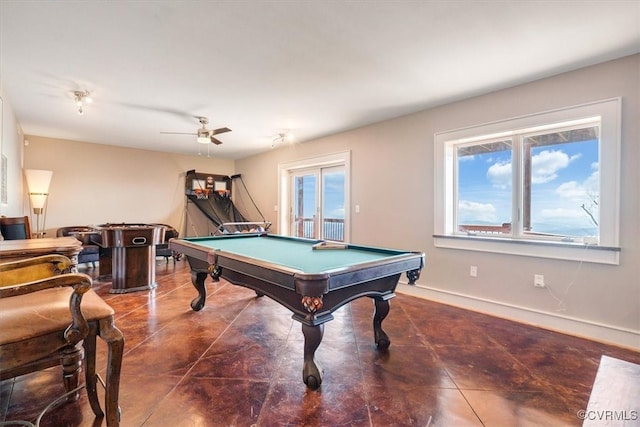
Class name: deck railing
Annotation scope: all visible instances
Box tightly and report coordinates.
[294,217,345,241]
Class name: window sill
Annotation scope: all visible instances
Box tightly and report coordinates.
[433,234,620,265]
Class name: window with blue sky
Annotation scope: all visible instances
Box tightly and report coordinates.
[457,126,599,240]
[434,98,620,264]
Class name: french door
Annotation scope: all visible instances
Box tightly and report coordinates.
[289,164,346,241]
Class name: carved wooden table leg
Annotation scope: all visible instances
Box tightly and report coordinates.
[190,271,209,312]
[373,297,391,349]
[301,323,324,390]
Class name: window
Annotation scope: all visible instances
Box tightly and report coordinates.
[434,98,621,264]
[278,152,351,242]
[289,164,346,241]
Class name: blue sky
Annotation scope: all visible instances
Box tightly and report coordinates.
[322,172,345,218]
[295,172,345,219]
[458,139,599,237]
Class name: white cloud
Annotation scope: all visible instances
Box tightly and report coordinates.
[487,161,511,189]
[555,168,599,201]
[458,200,497,223]
[555,181,587,199]
[585,165,599,191]
[531,150,578,184]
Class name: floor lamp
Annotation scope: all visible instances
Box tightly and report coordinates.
[24,169,53,238]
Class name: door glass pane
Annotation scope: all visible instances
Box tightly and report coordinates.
[524,126,599,240]
[292,173,317,238]
[322,167,345,241]
[456,140,513,235]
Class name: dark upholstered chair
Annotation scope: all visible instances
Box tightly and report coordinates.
[152,223,182,262]
[56,226,101,267]
[0,216,32,240]
[0,255,124,426]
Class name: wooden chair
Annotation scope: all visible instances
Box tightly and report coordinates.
[152,223,182,262]
[0,215,32,240]
[0,255,124,426]
[56,226,101,267]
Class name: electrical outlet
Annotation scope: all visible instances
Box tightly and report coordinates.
[534,274,545,288]
[470,266,478,277]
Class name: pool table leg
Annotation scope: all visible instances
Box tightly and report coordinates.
[301,323,324,390]
[190,271,208,311]
[373,297,391,349]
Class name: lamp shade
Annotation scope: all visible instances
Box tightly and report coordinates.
[24,169,53,209]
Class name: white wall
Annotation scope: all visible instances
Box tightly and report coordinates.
[22,136,235,237]
[236,54,640,349]
[0,87,26,217]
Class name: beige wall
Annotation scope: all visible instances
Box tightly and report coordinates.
[22,136,235,237]
[236,54,640,349]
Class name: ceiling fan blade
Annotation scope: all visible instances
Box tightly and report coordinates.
[210,127,231,136]
[160,131,197,136]
[161,119,229,145]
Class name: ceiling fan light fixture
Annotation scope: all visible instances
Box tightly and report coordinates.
[73,90,92,115]
[196,129,210,144]
[272,130,294,148]
[284,132,294,143]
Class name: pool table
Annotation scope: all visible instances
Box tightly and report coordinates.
[169,233,424,389]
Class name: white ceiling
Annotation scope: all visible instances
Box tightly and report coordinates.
[1,1,638,160]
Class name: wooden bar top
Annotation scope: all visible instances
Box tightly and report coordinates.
[0,237,82,262]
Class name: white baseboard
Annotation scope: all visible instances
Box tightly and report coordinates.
[397,282,640,351]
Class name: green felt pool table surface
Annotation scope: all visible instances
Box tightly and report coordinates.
[179,234,413,274]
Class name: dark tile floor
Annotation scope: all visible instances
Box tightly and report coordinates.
[2,259,639,426]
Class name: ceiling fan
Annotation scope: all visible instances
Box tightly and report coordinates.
[161,117,231,145]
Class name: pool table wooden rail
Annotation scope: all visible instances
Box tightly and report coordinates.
[171,237,423,320]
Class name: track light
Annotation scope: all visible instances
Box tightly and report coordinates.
[73,90,92,115]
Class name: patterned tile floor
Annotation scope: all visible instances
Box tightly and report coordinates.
[2,259,639,426]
